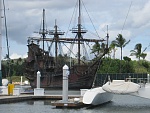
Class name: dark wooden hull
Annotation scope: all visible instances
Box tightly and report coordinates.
[26,64,99,89]
[24,43,102,89]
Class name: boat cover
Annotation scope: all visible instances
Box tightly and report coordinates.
[102,80,140,94]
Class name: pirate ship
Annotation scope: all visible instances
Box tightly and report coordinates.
[24,0,108,89]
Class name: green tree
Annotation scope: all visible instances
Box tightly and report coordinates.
[130,43,147,60]
[123,56,131,73]
[81,56,86,61]
[91,42,101,56]
[112,34,130,60]
[91,42,106,57]
[142,61,149,71]
[141,53,147,60]
[123,56,131,62]
[109,42,117,59]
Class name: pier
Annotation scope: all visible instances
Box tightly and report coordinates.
[0,89,86,108]
[0,94,81,104]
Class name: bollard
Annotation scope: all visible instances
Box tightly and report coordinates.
[21,76,23,85]
[147,74,150,83]
[62,64,69,103]
[34,71,44,96]
[37,71,41,88]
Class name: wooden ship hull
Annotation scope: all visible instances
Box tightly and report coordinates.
[24,43,102,89]
[25,65,98,89]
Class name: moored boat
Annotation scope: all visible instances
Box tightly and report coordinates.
[83,87,113,105]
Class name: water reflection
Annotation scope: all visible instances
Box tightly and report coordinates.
[1,95,150,113]
[26,100,51,105]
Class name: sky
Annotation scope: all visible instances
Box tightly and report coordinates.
[1,0,150,61]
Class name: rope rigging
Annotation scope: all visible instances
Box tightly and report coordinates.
[81,0,101,40]
[98,1,133,86]
[63,0,106,62]
[65,0,78,38]
[3,0,12,82]
[3,0,9,59]
[121,1,132,34]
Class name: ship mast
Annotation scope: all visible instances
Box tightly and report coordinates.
[28,1,105,66]
[78,0,81,65]
[42,9,45,51]
[54,20,58,64]
[72,0,87,65]
[106,25,109,49]
[39,9,47,53]
[49,20,64,65]
[0,0,2,86]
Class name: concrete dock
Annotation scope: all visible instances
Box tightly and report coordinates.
[0,90,86,108]
[0,94,80,104]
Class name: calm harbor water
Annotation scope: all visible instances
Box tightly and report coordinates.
[1,94,150,113]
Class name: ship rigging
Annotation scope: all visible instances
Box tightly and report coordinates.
[25,0,108,89]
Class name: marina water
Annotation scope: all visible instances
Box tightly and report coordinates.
[1,94,150,113]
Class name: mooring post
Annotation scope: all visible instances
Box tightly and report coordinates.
[147,74,150,84]
[62,64,69,103]
[37,71,41,88]
[21,76,22,85]
[34,71,44,96]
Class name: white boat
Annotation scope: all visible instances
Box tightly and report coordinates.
[82,87,113,105]
[102,79,150,100]
[102,80,140,94]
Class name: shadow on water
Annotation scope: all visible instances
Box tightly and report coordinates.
[85,94,150,113]
[85,101,113,109]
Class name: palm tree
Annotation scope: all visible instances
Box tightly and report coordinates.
[109,42,117,59]
[112,34,130,60]
[91,42,101,56]
[81,56,86,61]
[91,42,105,55]
[141,53,147,60]
[130,43,147,60]
[123,56,131,73]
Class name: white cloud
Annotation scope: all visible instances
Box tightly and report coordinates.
[1,0,150,61]
[131,1,150,28]
[10,53,27,59]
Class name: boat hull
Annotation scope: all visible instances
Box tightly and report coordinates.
[83,87,113,105]
[25,41,102,89]
[26,65,98,89]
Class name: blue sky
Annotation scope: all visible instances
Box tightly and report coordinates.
[1,0,150,61]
